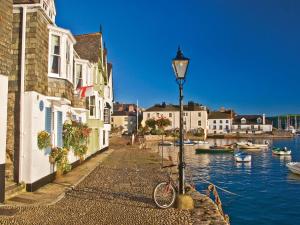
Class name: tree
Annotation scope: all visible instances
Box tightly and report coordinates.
[145,118,156,130]
[156,117,171,131]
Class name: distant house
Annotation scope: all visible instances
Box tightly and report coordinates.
[208,111,234,134]
[111,103,139,134]
[143,102,208,137]
[231,114,272,134]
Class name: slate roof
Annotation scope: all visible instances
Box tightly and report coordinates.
[74,32,102,63]
[208,112,232,120]
[112,111,136,117]
[233,115,272,125]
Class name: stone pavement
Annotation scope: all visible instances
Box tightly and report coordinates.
[0,137,227,225]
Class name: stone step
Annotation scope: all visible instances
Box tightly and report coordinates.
[5,181,25,199]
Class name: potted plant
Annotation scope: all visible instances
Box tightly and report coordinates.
[37,130,51,150]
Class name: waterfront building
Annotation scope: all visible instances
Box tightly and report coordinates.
[143,102,208,137]
[74,32,114,152]
[208,110,234,134]
[111,103,139,134]
[1,0,113,202]
[0,0,13,203]
[231,114,272,134]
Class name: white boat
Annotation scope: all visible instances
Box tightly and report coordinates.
[234,152,252,163]
[237,141,268,149]
[175,140,195,146]
[193,140,209,145]
[286,162,300,175]
[272,147,291,155]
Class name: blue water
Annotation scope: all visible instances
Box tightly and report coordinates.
[159,137,300,224]
[186,138,300,225]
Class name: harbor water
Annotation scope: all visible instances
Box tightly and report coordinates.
[159,137,300,225]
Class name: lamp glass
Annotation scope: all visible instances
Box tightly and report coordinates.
[172,59,189,79]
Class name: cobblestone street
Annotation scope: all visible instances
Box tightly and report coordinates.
[0,138,193,225]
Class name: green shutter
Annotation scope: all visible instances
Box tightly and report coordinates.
[45,107,52,133]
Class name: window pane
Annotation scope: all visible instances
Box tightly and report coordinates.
[51,35,60,55]
[51,55,59,74]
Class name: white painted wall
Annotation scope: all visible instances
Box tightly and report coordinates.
[231,124,273,133]
[143,110,208,135]
[208,119,232,134]
[0,75,8,164]
[22,91,88,184]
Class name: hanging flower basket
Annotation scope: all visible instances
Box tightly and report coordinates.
[37,131,51,150]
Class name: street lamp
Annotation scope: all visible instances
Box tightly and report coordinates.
[172,47,189,195]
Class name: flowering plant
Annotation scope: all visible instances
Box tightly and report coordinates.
[37,131,51,150]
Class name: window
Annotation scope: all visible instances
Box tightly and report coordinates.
[50,35,60,74]
[213,125,216,129]
[169,113,172,117]
[184,121,186,125]
[198,120,201,126]
[147,113,150,118]
[220,120,223,124]
[89,96,96,117]
[241,118,246,124]
[257,118,262,124]
[238,125,241,129]
[111,117,114,123]
[66,41,71,80]
[219,125,223,130]
[213,120,216,124]
[226,125,229,130]
[226,120,229,123]
[75,64,83,89]
[124,117,128,122]
[156,113,159,117]
[104,108,110,124]
[198,112,201,117]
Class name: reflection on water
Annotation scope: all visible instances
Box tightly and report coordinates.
[157,137,300,225]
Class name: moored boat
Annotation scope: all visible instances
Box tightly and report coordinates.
[272,147,291,155]
[234,152,252,163]
[158,141,173,146]
[175,140,195,146]
[193,140,209,145]
[195,148,234,154]
[286,162,300,175]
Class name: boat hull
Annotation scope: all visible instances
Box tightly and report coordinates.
[286,162,300,175]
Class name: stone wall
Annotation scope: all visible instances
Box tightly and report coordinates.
[7,9,50,181]
[0,0,13,76]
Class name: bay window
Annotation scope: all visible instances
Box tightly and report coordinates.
[50,35,60,74]
[75,64,83,89]
[89,96,96,117]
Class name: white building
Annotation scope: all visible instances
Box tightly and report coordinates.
[231,114,273,134]
[208,111,233,134]
[143,102,208,137]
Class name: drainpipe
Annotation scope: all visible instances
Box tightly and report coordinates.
[18,6,27,183]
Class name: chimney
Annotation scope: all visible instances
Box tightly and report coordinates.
[263,114,266,125]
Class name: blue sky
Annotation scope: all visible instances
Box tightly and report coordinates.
[56,0,300,115]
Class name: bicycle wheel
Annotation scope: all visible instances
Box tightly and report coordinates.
[153,182,176,209]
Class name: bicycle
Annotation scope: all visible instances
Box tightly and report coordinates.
[152,164,179,209]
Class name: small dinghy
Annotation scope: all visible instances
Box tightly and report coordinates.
[193,140,209,145]
[158,141,173,146]
[175,140,195,146]
[234,152,251,163]
[272,147,291,155]
[286,162,300,175]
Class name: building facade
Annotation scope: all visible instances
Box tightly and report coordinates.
[231,115,272,134]
[1,0,114,202]
[111,103,139,134]
[143,102,208,137]
[208,111,233,134]
[0,0,13,203]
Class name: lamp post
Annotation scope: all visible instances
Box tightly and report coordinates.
[172,47,189,195]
